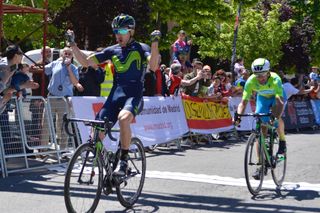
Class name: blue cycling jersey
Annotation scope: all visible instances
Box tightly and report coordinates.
[92,41,151,91]
[91,40,151,124]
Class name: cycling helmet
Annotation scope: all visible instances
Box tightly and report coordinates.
[251,58,270,73]
[111,14,135,29]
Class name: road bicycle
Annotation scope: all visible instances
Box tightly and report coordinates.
[238,113,287,196]
[63,114,146,212]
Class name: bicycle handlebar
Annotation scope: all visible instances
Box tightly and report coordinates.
[237,112,272,117]
[62,113,117,141]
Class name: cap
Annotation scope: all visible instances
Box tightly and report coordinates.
[170,62,181,75]
[4,45,23,58]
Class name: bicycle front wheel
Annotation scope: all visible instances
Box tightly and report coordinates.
[64,142,103,213]
[244,133,264,196]
[271,137,287,187]
[116,137,146,208]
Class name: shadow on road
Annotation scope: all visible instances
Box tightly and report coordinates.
[1,172,319,213]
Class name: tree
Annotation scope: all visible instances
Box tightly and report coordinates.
[2,0,73,49]
[53,0,151,50]
[236,3,294,69]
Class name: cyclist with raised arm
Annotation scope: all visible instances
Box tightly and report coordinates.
[235,58,285,179]
[69,14,160,176]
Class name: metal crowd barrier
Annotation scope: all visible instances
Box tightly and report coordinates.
[0,96,78,178]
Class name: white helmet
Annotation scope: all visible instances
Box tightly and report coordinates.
[251,58,270,73]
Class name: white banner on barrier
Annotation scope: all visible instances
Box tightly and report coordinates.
[69,96,189,148]
[228,96,255,131]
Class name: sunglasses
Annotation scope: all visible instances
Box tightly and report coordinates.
[113,28,129,35]
[255,72,268,78]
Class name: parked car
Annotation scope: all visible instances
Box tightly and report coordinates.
[22,48,94,67]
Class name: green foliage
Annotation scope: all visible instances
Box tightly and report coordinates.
[237,4,294,68]
[3,0,72,50]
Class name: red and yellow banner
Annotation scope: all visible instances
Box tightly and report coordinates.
[182,94,233,131]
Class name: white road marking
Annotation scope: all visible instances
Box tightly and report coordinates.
[146,171,320,192]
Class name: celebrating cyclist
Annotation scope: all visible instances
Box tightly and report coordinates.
[235,58,285,178]
[69,14,160,176]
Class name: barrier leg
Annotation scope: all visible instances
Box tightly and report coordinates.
[0,127,8,178]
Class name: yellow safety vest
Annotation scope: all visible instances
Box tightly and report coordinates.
[100,63,114,97]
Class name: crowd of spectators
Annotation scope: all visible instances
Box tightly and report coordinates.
[0,29,319,152]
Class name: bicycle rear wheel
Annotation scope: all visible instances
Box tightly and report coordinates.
[271,137,287,187]
[64,143,103,213]
[116,137,146,208]
[244,133,264,196]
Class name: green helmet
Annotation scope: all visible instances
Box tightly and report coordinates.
[251,58,270,73]
[111,14,135,29]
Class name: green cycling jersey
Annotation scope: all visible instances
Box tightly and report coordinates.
[242,72,283,100]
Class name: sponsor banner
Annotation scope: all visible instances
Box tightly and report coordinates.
[68,97,120,150]
[228,96,255,131]
[282,100,315,129]
[131,96,189,145]
[310,99,320,125]
[181,94,233,134]
[69,96,189,148]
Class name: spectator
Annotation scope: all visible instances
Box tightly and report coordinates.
[176,50,193,75]
[234,68,250,88]
[0,45,22,94]
[214,69,231,97]
[168,62,184,95]
[45,47,83,149]
[0,45,23,155]
[198,65,213,97]
[28,46,52,155]
[181,60,210,96]
[171,30,192,61]
[225,72,233,91]
[309,80,320,99]
[72,47,106,96]
[155,64,170,96]
[144,54,161,97]
[75,66,105,96]
[309,66,319,83]
[234,58,245,80]
[206,76,223,100]
[30,46,52,97]
[168,61,204,96]
[10,63,39,98]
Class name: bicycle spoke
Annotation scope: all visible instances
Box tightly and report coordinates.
[64,143,103,213]
[116,138,146,208]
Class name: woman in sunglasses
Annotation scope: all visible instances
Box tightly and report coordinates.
[235,58,286,168]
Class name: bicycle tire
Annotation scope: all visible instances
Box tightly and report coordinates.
[271,136,287,187]
[244,133,264,196]
[64,143,103,213]
[116,137,146,208]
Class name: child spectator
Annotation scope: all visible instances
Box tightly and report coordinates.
[309,66,319,83]
[206,76,222,100]
[172,30,192,61]
[11,63,39,98]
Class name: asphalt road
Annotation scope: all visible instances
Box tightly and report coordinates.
[0,130,319,213]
